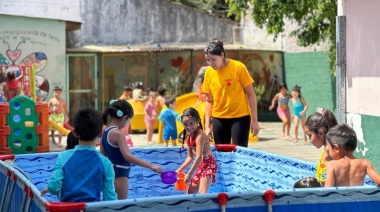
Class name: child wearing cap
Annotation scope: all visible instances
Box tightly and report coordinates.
[48,85,69,147]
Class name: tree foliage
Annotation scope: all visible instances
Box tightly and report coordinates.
[226,0,337,72]
[171,0,237,20]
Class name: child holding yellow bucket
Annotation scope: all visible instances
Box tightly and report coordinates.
[176,107,218,194]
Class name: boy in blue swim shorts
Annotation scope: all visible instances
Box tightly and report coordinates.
[158,97,182,146]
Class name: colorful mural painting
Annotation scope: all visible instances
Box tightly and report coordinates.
[0,38,49,101]
[100,49,282,111]
[0,15,66,103]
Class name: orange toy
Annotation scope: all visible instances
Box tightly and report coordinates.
[175,172,188,191]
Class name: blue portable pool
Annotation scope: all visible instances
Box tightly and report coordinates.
[0,146,378,211]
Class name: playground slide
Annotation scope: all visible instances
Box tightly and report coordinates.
[49,120,70,136]
[157,92,258,144]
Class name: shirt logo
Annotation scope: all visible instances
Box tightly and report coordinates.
[225,79,232,87]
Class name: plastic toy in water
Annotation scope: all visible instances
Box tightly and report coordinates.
[160,171,178,184]
[175,172,188,191]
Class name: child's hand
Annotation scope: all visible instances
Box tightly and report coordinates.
[184,173,191,184]
[151,165,163,174]
[269,105,274,110]
[300,111,305,116]
[41,188,48,196]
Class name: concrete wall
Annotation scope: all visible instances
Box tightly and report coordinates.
[344,0,380,169]
[67,0,235,47]
[346,0,380,116]
[0,0,81,23]
[241,10,329,52]
[284,52,335,115]
[0,15,66,101]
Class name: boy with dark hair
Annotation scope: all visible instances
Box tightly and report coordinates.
[324,124,380,187]
[41,108,117,202]
[158,97,181,147]
[119,86,133,100]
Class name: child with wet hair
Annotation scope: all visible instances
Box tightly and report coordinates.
[305,108,338,186]
[324,124,380,187]
[101,99,163,199]
[294,177,321,188]
[176,107,217,194]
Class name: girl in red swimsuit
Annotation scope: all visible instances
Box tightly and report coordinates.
[176,107,218,194]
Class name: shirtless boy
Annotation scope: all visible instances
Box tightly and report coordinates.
[48,86,69,147]
[324,124,380,187]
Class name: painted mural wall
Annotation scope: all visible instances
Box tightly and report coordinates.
[345,0,380,170]
[0,15,65,102]
[101,50,283,111]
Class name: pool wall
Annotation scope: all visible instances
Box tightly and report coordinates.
[0,146,378,211]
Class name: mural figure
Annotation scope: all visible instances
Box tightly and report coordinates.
[0,38,49,101]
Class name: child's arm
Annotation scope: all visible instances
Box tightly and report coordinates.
[324,162,336,187]
[99,142,107,156]
[158,109,165,122]
[176,146,194,173]
[115,131,162,173]
[183,134,205,184]
[174,111,182,123]
[62,100,69,121]
[300,97,309,116]
[269,93,279,110]
[366,160,380,185]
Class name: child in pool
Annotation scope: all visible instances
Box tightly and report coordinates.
[41,108,117,202]
[324,124,380,187]
[101,99,163,199]
[305,108,338,186]
[291,85,309,143]
[293,177,321,188]
[176,107,218,194]
[269,82,292,138]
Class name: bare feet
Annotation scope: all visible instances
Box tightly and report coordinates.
[147,141,154,145]
[293,138,298,143]
[285,135,293,140]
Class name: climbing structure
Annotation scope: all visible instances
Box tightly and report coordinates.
[0,95,49,154]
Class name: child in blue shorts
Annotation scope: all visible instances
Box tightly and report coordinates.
[158,97,182,147]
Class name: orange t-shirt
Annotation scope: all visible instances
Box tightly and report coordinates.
[201,59,254,118]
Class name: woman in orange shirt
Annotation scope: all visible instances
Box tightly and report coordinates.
[202,38,260,147]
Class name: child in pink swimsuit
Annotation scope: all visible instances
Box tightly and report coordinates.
[176,107,218,194]
[144,91,157,145]
[269,82,292,138]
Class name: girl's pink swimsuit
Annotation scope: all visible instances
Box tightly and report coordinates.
[186,129,218,184]
[144,101,156,124]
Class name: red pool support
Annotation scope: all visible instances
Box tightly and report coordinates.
[217,192,229,212]
[215,144,237,152]
[45,202,86,212]
[263,190,275,212]
[0,154,15,161]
